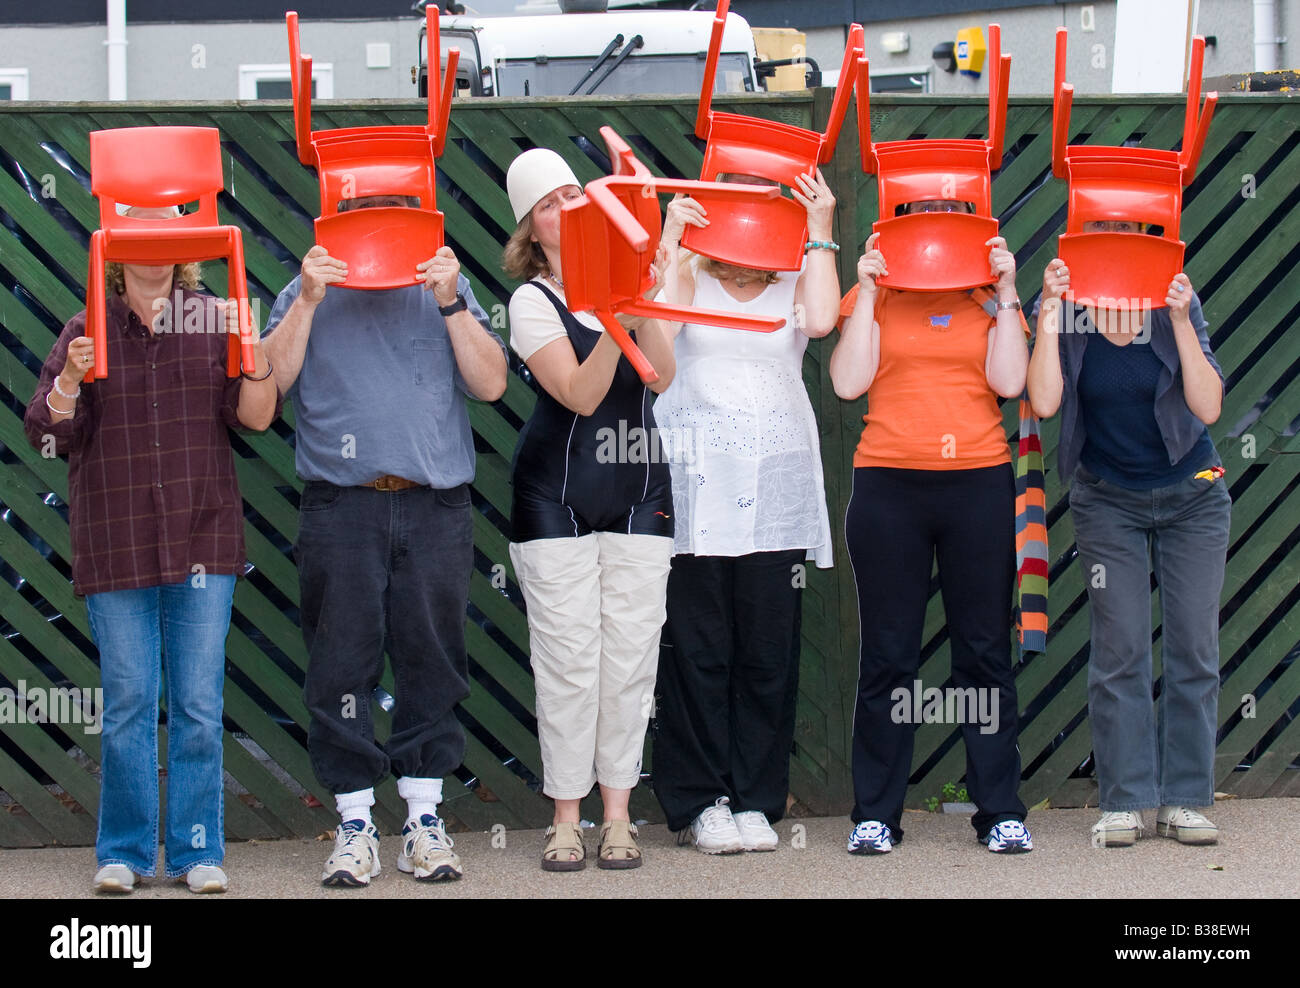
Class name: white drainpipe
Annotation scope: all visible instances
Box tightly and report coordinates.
[106,0,128,100]
[1254,0,1278,72]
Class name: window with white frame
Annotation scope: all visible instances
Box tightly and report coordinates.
[870,66,931,93]
[0,69,30,100]
[239,64,333,100]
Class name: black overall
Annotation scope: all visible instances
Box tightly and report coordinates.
[510,284,673,542]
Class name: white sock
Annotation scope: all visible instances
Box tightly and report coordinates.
[335,788,375,829]
[397,776,443,824]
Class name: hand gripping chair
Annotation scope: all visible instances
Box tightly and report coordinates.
[85,125,255,382]
[679,0,864,272]
[287,7,459,288]
[1052,28,1217,309]
[560,127,788,385]
[857,24,1012,292]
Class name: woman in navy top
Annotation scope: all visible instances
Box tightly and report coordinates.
[1027,222,1231,849]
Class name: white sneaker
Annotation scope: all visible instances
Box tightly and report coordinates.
[846,820,893,855]
[322,819,381,887]
[983,819,1034,853]
[397,814,464,881]
[682,796,744,854]
[1156,806,1218,845]
[183,864,228,894]
[732,810,779,852]
[93,863,136,894]
[1091,810,1144,848]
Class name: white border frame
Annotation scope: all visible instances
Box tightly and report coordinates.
[0,69,30,101]
[238,63,334,100]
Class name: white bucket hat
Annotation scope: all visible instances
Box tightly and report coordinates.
[507,148,581,224]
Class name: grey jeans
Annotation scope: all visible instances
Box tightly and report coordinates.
[1069,462,1231,811]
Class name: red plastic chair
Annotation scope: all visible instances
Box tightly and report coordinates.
[287,7,459,289]
[680,0,864,272]
[85,125,254,382]
[857,24,1011,292]
[559,127,787,384]
[1052,28,1217,309]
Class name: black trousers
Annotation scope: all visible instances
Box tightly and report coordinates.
[652,549,805,832]
[845,465,1026,840]
[296,481,473,794]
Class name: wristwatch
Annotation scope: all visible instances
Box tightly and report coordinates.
[996,299,1022,311]
[438,292,468,317]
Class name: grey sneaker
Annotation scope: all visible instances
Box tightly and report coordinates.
[1156,806,1218,845]
[1091,810,1144,848]
[183,864,228,894]
[681,796,744,854]
[397,814,463,881]
[322,819,381,887]
[93,863,136,894]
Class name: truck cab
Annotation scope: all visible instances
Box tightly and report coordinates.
[416,8,763,98]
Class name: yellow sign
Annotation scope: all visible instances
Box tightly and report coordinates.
[955,26,987,77]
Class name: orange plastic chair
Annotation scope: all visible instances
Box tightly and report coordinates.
[857,25,1011,292]
[287,7,458,289]
[680,0,864,272]
[84,125,254,382]
[1052,28,1217,309]
[560,127,787,384]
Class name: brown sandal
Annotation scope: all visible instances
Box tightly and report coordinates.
[541,822,586,872]
[597,819,642,870]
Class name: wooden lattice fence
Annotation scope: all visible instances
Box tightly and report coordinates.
[0,90,1296,847]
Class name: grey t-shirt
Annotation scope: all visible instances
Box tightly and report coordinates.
[263,274,505,488]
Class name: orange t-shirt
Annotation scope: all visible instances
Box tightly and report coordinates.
[838,283,1024,470]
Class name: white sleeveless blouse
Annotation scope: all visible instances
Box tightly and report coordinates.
[652,265,833,567]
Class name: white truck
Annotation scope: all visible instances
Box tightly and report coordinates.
[414,3,816,98]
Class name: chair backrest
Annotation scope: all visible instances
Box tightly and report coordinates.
[90,126,224,228]
[681,0,863,270]
[855,26,1010,291]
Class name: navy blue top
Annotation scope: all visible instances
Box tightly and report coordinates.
[1052,294,1223,486]
[1078,332,1216,489]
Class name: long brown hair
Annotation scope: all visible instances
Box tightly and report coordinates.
[502,214,550,281]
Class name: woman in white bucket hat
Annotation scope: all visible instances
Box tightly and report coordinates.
[502,147,676,871]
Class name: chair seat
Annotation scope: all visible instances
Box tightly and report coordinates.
[316,208,444,289]
[681,195,806,272]
[873,213,1000,292]
[1059,231,1185,310]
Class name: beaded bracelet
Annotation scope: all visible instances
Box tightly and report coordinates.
[805,240,840,253]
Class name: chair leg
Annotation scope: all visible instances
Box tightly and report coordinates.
[86,232,107,382]
[227,232,253,378]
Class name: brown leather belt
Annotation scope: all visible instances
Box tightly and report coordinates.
[362,474,425,492]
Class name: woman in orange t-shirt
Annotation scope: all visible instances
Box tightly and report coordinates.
[829,203,1031,856]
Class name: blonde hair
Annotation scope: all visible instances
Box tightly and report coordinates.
[699,256,779,286]
[105,261,202,296]
[502,214,550,282]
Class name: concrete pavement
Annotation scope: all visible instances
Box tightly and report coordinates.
[1,799,1295,898]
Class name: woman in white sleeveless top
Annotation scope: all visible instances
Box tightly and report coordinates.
[651,172,839,854]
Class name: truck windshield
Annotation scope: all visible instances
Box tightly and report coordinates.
[496,52,753,98]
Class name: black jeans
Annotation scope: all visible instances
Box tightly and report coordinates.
[845,465,1026,840]
[652,549,805,831]
[296,481,473,794]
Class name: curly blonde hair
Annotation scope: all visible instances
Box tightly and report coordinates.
[502,215,550,282]
[105,261,203,296]
[699,257,779,285]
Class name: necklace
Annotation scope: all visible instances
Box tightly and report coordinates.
[549,271,565,290]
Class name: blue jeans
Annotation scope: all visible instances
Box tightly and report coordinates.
[85,574,236,877]
[1069,464,1231,811]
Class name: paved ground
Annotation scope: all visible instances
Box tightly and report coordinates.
[2,799,1295,898]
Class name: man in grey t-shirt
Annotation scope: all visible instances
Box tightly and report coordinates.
[263,206,506,887]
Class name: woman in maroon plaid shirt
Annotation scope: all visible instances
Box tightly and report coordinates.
[24,206,280,894]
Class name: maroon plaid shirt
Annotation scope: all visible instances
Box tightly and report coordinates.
[23,287,279,597]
